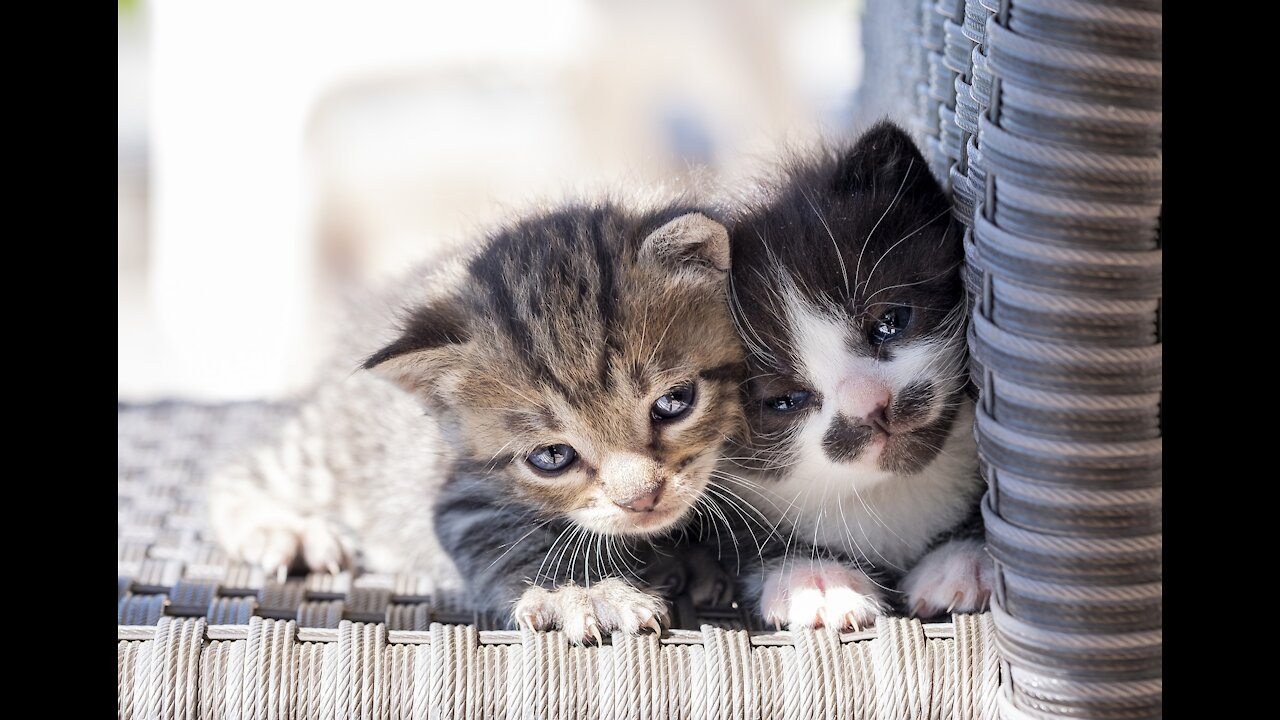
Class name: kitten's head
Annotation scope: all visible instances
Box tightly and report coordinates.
[366,204,745,537]
[729,122,967,486]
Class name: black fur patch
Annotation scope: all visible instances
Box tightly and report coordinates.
[881,400,959,475]
[892,381,935,426]
[729,121,965,473]
[822,413,875,463]
[730,121,960,376]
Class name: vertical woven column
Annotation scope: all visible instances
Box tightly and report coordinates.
[931,1,1163,718]
[919,0,966,183]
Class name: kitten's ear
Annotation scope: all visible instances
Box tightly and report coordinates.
[363,298,471,396]
[831,121,945,208]
[638,212,731,282]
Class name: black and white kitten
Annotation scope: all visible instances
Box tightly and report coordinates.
[727,122,990,629]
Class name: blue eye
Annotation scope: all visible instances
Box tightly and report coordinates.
[652,383,696,421]
[527,444,577,473]
[869,307,912,346]
[766,390,812,413]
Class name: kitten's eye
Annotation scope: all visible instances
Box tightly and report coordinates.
[765,390,812,413]
[869,307,913,346]
[652,383,696,421]
[527,444,578,473]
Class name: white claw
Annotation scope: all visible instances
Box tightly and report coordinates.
[585,619,604,645]
[640,614,662,635]
[512,579,663,642]
[226,521,353,579]
[901,539,995,619]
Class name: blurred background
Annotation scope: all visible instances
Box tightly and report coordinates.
[119,0,893,401]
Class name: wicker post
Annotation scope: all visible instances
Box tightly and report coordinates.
[922,1,1163,717]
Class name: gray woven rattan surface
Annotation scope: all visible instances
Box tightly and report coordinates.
[916,1,1163,717]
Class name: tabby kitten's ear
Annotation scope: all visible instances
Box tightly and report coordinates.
[363,298,471,396]
[638,212,731,284]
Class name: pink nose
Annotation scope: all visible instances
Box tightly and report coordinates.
[614,486,663,513]
[838,376,892,430]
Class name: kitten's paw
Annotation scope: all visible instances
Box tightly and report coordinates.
[902,539,993,619]
[220,516,353,579]
[514,578,666,644]
[760,562,888,631]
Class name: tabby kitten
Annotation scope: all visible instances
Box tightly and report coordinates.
[210,203,746,641]
[726,122,990,629]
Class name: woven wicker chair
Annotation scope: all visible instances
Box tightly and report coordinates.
[117,2,1161,717]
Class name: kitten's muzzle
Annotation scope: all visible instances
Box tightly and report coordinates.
[837,377,893,436]
[613,485,665,513]
[599,453,669,515]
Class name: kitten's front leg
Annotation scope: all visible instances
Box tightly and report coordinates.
[210,459,355,578]
[436,480,667,644]
[901,538,993,618]
[757,559,889,631]
[514,579,666,644]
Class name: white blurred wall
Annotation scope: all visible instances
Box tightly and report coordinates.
[118,0,864,401]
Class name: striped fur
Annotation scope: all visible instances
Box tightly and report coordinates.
[210,201,746,638]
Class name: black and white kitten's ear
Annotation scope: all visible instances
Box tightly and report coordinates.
[363,298,471,396]
[831,121,947,211]
[638,212,731,283]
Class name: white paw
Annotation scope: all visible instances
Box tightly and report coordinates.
[220,515,353,580]
[902,539,993,618]
[513,578,666,644]
[760,561,888,631]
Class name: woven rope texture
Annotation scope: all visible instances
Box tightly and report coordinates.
[912,1,1162,718]
[118,403,1002,718]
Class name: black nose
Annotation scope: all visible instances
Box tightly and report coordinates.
[614,486,664,513]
